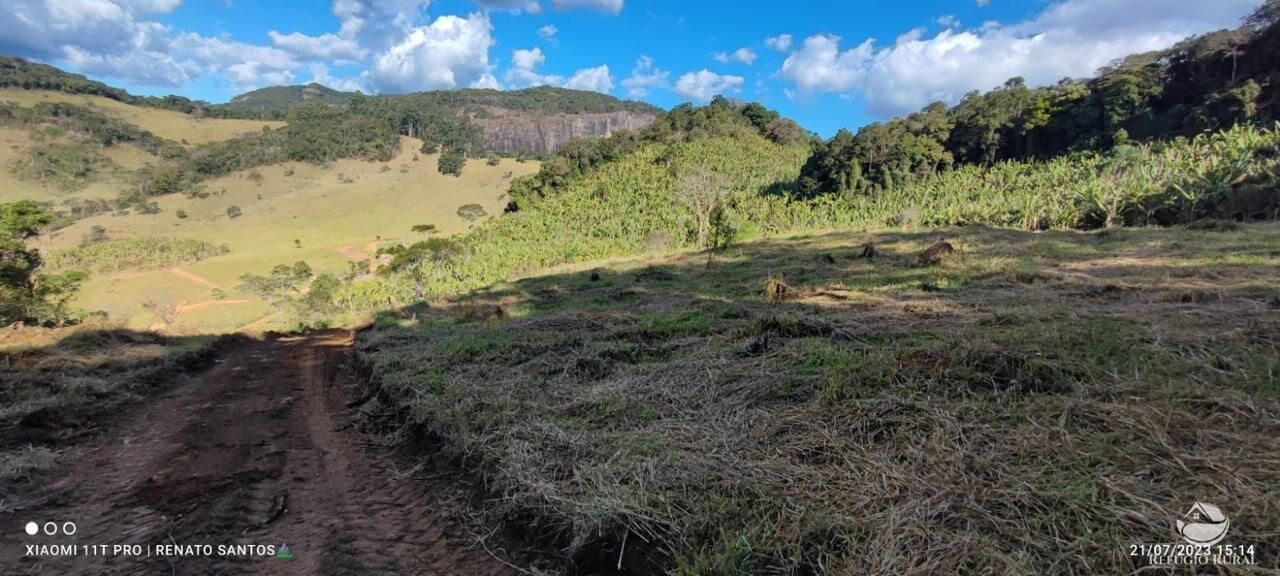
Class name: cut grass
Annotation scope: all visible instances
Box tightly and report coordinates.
[358,224,1280,574]
[0,320,227,452]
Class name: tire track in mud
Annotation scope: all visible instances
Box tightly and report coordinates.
[1,330,514,576]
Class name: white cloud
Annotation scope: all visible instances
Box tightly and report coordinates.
[564,64,612,93]
[172,32,300,88]
[936,15,960,29]
[268,30,365,61]
[779,34,873,93]
[538,24,557,40]
[976,0,991,6]
[713,47,757,65]
[781,0,1258,116]
[511,47,544,70]
[63,45,193,86]
[504,46,563,86]
[765,34,792,52]
[673,69,743,102]
[115,0,183,13]
[308,62,367,92]
[369,12,498,92]
[471,0,541,13]
[549,0,621,14]
[332,0,432,49]
[620,55,668,98]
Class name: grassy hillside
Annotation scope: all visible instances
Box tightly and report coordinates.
[321,122,1280,317]
[0,127,128,202]
[41,137,537,332]
[0,89,284,146]
[358,223,1280,573]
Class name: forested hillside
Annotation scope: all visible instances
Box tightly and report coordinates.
[221,83,356,115]
[797,2,1280,197]
[0,56,661,160]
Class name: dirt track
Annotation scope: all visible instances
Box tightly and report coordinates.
[2,330,515,576]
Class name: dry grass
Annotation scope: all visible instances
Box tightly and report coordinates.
[0,89,284,145]
[0,320,225,450]
[358,224,1280,574]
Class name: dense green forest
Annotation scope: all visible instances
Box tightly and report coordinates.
[797,1,1280,196]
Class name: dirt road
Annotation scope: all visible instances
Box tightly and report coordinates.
[2,331,516,576]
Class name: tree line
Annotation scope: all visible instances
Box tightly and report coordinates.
[796,1,1280,197]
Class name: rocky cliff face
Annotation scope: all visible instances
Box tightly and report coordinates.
[471,109,658,155]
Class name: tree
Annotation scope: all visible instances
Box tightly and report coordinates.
[675,166,728,250]
[456,204,487,223]
[238,261,313,304]
[438,148,465,175]
[1,201,84,325]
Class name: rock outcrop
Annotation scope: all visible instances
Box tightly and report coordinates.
[471,109,658,155]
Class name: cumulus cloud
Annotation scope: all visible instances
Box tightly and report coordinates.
[673,69,743,102]
[268,30,365,61]
[549,0,621,14]
[976,0,990,6]
[308,63,367,92]
[564,64,613,93]
[369,12,498,92]
[620,55,668,98]
[714,47,757,65]
[765,34,792,52]
[935,14,960,29]
[172,32,300,88]
[780,0,1258,116]
[504,46,563,87]
[538,24,557,40]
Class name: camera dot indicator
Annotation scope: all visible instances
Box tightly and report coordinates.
[24,522,38,536]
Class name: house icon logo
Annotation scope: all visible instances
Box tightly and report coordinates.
[1176,502,1230,545]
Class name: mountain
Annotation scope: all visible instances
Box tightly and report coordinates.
[221,83,357,114]
[218,83,663,155]
[0,57,662,154]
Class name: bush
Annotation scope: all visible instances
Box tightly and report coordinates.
[226,206,242,219]
[438,148,465,176]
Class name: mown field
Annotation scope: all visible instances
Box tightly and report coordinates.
[357,223,1280,573]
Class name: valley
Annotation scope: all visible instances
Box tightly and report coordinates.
[3,2,1280,573]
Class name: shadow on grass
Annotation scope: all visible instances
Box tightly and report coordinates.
[0,327,246,451]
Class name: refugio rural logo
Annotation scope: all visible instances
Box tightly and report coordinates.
[1176,502,1230,546]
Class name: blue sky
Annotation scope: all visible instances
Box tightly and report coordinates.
[0,0,1261,136]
